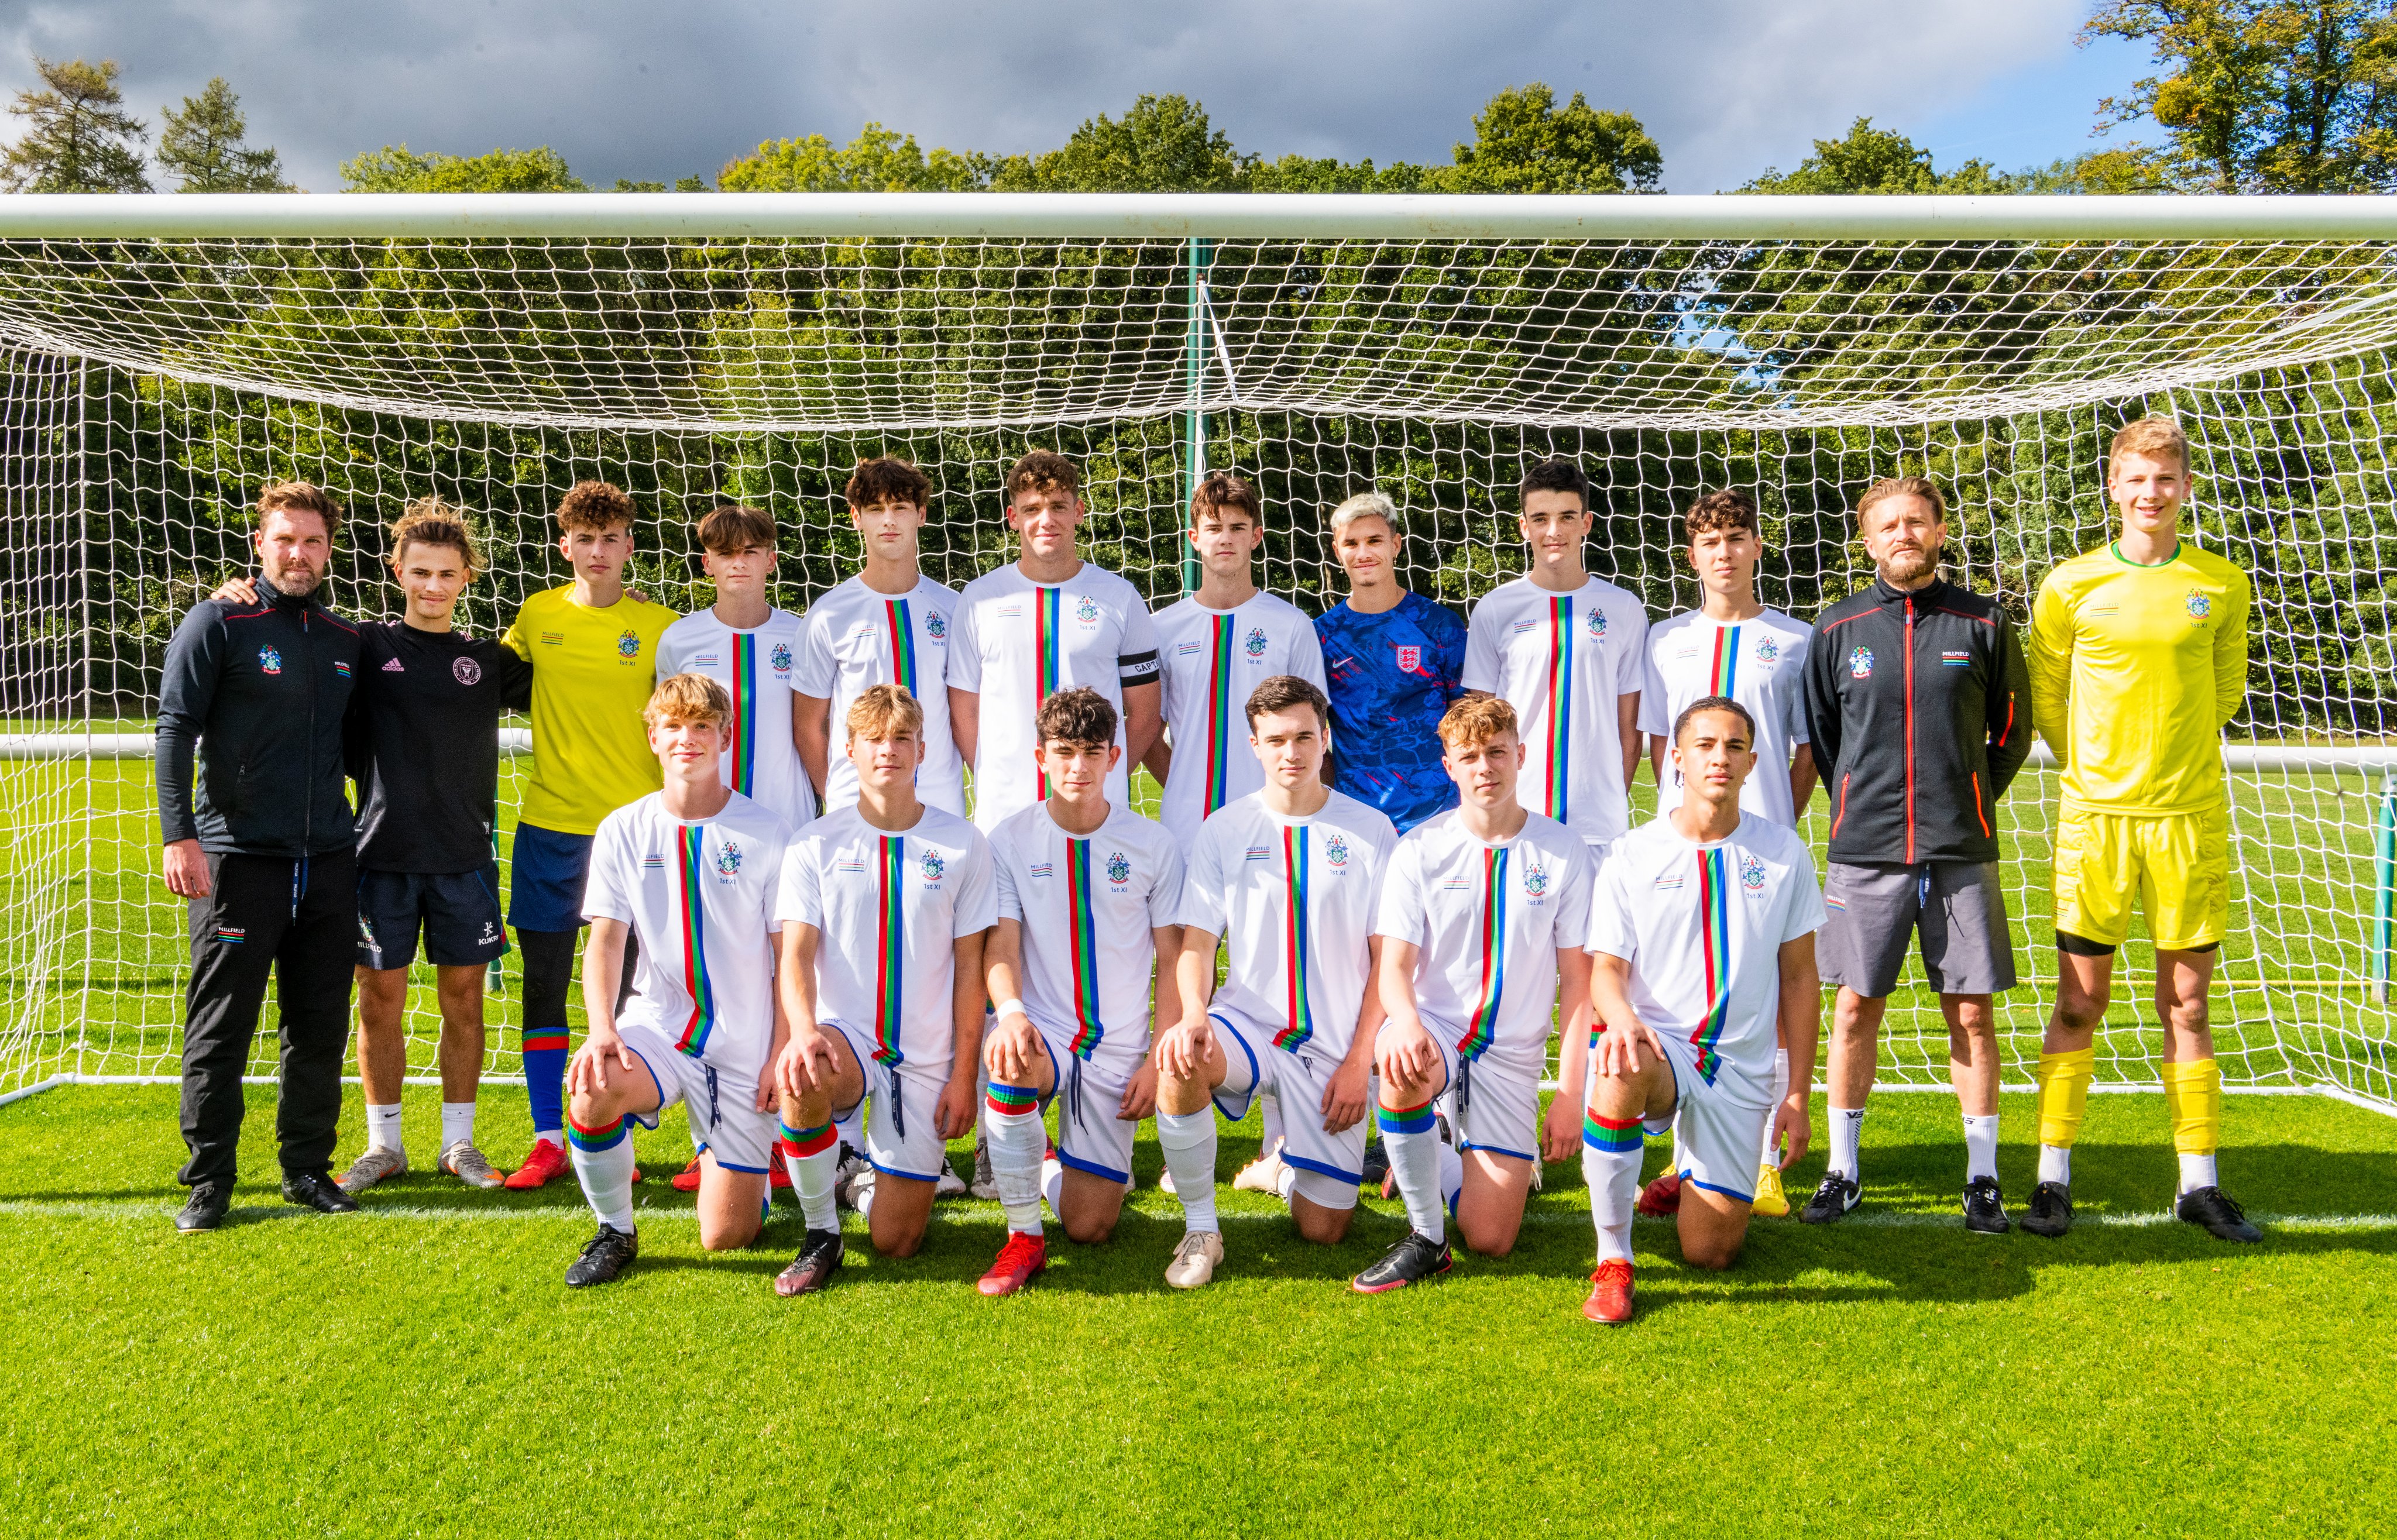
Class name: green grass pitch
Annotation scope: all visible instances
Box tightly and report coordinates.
[2,1083,2395,1535]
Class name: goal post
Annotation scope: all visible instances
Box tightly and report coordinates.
[2,191,2395,1113]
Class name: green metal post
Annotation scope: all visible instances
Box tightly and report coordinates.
[2375,770,2395,1005]
[1180,236,1212,594]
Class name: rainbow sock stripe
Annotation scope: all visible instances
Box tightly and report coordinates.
[871,836,906,1067]
[1064,839,1104,1057]
[521,1027,569,1053]
[1203,613,1235,816]
[1709,622,1742,697]
[566,1115,629,1152]
[726,631,757,795]
[672,824,717,1058]
[1378,1099,1436,1136]
[1582,1110,1643,1153]
[885,597,918,694]
[985,1081,1040,1116]
[778,1119,836,1159]
[1273,824,1314,1051]
[1544,595,1574,822]
[1455,845,1510,1060]
[1690,845,1732,1082]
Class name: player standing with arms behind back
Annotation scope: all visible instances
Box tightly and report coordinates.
[1799,477,2029,1233]
[657,503,811,830]
[1149,472,1327,848]
[2025,417,2259,1243]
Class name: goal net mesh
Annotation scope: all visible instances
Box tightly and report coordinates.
[1,228,2393,1105]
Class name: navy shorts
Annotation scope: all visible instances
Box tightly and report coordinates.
[357,865,509,970]
[506,823,595,934]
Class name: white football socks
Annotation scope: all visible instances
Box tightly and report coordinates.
[1962,1113,2001,1183]
[1042,1156,1065,1217]
[567,1119,636,1233]
[2039,1143,2072,1185]
[1759,1049,1791,1167]
[1582,1138,1642,1264]
[779,1118,840,1232]
[365,1102,403,1156]
[1379,1098,1445,1242]
[981,1082,1047,1236]
[439,1101,475,1152]
[1827,1105,1866,1180]
[2178,1151,2218,1195]
[1156,1109,1218,1233]
[1438,1139,1463,1223]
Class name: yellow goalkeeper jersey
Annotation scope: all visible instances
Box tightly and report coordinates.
[502,586,681,835]
[2027,541,2250,815]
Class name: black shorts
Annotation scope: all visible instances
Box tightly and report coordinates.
[356,865,509,971]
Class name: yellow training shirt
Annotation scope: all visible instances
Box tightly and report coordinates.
[502,587,681,836]
[2027,541,2250,816]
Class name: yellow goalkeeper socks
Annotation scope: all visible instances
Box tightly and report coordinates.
[2035,1047,2096,1185]
[2162,1057,2222,1194]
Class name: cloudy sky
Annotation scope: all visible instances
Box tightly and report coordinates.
[0,0,2152,194]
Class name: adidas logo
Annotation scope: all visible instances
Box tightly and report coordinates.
[380,658,405,672]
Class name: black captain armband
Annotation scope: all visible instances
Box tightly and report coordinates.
[1119,649,1160,686]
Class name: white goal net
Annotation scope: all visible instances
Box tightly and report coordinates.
[1,192,2393,1110]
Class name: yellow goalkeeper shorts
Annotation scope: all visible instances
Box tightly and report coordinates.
[2051,803,2228,953]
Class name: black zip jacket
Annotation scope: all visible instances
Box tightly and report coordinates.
[156,571,362,857]
[1802,575,2031,867]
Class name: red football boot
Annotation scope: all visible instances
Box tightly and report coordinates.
[1583,1259,1636,1325]
[1634,1172,1681,1217]
[670,1155,703,1193]
[502,1137,569,1191]
[976,1231,1048,1297]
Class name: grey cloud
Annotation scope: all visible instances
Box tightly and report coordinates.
[0,0,2099,193]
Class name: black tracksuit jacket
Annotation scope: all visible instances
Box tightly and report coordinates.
[1801,575,2032,867]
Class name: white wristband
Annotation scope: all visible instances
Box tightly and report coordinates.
[993,998,1028,1023]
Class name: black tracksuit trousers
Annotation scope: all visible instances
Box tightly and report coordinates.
[177,848,358,1188]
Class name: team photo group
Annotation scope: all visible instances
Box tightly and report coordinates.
[154,416,2259,1325]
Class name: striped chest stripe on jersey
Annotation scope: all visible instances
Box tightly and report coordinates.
[725,633,758,795]
[1204,613,1237,817]
[871,836,905,1067]
[1709,624,1742,699]
[1035,586,1063,799]
[672,825,717,1058]
[1275,825,1314,1053]
[1691,846,1732,1082]
[1543,597,1573,821]
[1064,838,1104,1058]
[885,597,918,694]
[1455,845,1510,1060]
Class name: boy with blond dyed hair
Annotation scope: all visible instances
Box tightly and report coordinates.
[2026,416,2259,1243]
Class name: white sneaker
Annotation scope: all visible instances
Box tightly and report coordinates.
[969,1135,1000,1201]
[839,1163,875,1211]
[336,1146,407,1195]
[1232,1139,1285,1194]
[1158,1166,1177,1194]
[935,1160,969,1199]
[1164,1229,1224,1289]
[438,1140,503,1190]
[832,1144,868,1210]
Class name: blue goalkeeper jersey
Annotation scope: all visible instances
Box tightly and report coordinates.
[1314,591,1470,833]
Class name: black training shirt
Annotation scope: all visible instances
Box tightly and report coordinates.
[347,621,534,872]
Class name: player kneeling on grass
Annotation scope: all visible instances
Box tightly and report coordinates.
[1152,676,1399,1288]
[1577,697,1824,1325]
[770,684,997,1292]
[976,687,1184,1295]
[1354,695,1594,1293]
[561,673,795,1288]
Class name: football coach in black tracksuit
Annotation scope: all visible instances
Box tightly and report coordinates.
[157,481,365,1232]
[1797,475,2032,1235]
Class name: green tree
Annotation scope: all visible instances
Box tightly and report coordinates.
[1442,84,1663,192]
[339,144,586,192]
[718,122,987,191]
[157,77,289,192]
[2010,146,2171,191]
[1742,117,2015,193]
[987,94,1253,191]
[0,56,150,192]
[2086,0,2397,191]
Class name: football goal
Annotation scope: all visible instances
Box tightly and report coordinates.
[0,190,2392,1112]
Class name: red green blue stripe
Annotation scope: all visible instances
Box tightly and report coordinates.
[1035,586,1062,799]
[726,632,757,795]
[872,836,905,1067]
[1709,624,1741,698]
[1378,1098,1435,1135]
[521,1027,569,1052]
[1544,596,1572,821]
[1273,824,1313,1052]
[1583,1110,1643,1153]
[1454,846,1509,1060]
[1064,838,1104,1058]
[1692,846,1732,1082]
[1204,613,1236,816]
[672,825,717,1058]
[885,597,918,694]
[985,1081,1039,1116]
[778,1119,836,1159]
[566,1114,629,1151]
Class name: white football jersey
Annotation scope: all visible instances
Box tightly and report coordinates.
[1462,575,1651,846]
[1585,812,1825,1103]
[950,561,1161,832]
[1638,608,1813,829]
[990,800,1184,1081]
[582,790,792,1087]
[656,608,813,831]
[774,803,998,1082]
[791,573,966,817]
[1175,790,1397,1063]
[1152,591,1328,847]
[1372,808,1594,1069]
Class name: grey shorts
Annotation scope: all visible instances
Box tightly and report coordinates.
[1818,860,2017,998]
